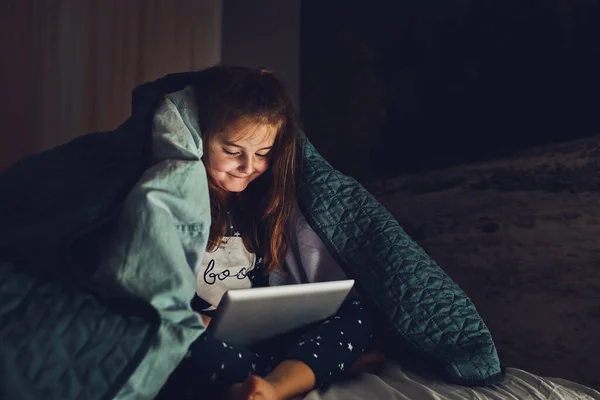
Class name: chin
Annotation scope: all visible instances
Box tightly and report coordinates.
[225,186,247,193]
[220,181,250,193]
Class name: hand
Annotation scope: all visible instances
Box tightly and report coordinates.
[201,314,212,327]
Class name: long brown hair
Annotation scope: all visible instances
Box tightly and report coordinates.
[194,66,304,272]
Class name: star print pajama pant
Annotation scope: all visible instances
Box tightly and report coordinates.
[159,299,374,398]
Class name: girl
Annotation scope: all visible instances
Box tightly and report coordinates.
[162,67,376,400]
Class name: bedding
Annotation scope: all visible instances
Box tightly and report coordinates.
[0,260,159,400]
[304,363,600,400]
[296,139,502,385]
[366,137,600,390]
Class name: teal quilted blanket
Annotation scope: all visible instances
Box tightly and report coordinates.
[0,261,158,400]
[297,142,503,385]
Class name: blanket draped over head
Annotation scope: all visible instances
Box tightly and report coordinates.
[0,71,503,400]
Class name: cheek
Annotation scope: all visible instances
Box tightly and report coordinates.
[254,159,271,174]
[207,155,234,173]
[206,144,230,172]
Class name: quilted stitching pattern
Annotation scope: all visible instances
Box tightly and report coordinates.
[0,261,155,400]
[0,126,148,280]
[296,142,502,384]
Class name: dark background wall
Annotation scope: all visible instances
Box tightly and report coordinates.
[222,0,301,108]
[301,0,600,181]
[4,0,599,183]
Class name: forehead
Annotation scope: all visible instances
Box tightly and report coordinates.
[217,122,278,148]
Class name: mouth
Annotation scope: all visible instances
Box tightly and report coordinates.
[228,173,251,179]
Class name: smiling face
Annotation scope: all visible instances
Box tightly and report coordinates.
[205,122,278,193]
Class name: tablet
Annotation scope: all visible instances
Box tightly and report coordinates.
[207,280,355,346]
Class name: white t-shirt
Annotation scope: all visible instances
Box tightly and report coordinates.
[193,233,259,311]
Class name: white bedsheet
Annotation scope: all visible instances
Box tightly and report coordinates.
[304,363,600,400]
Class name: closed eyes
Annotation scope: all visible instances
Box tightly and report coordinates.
[223,149,270,158]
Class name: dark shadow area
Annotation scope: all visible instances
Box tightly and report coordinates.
[301,0,600,180]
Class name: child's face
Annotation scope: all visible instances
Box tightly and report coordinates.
[205,122,277,193]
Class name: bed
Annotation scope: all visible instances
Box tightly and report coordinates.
[306,363,600,400]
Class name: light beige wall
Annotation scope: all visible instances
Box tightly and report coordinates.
[0,0,222,172]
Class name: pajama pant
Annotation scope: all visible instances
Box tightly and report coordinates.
[158,299,374,399]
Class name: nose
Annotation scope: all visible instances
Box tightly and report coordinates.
[238,155,253,175]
